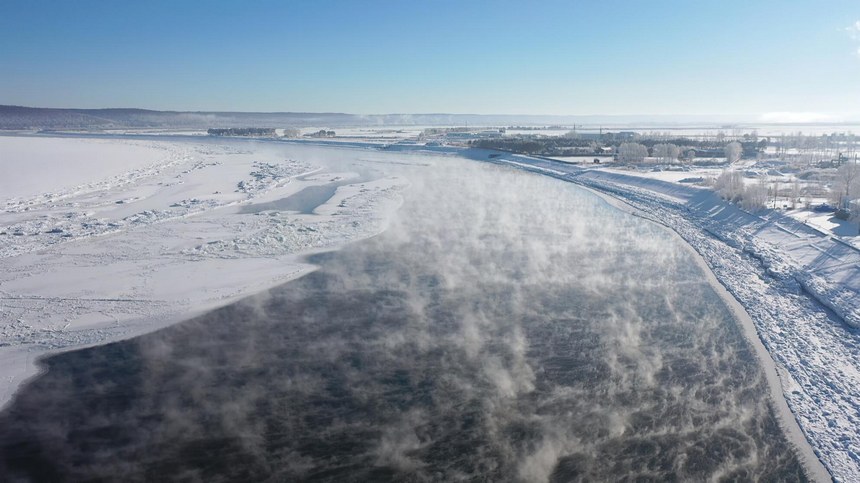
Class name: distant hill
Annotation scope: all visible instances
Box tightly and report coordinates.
[0,106,557,130]
[0,105,775,131]
[0,105,368,130]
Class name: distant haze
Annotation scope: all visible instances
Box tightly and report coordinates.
[3,105,860,131]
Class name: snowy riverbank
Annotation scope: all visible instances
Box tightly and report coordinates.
[0,135,405,407]
[478,150,860,482]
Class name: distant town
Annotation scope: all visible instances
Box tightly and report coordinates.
[204,124,859,226]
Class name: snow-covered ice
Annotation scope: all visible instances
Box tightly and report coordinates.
[0,135,404,406]
[1,136,175,200]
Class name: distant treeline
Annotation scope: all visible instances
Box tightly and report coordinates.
[470,136,765,158]
[208,128,276,137]
[470,137,592,155]
[307,129,336,138]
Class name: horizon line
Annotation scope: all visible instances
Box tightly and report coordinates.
[3,104,859,125]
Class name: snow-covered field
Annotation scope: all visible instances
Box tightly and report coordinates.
[0,135,404,406]
[477,150,860,481]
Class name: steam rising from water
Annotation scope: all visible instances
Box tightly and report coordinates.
[0,155,804,481]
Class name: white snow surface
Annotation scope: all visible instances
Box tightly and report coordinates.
[1,136,172,200]
[0,135,404,406]
[478,150,860,482]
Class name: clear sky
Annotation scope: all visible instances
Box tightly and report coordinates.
[2,0,859,119]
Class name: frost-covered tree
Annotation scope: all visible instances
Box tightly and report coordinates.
[742,176,768,211]
[832,162,860,209]
[772,179,781,208]
[713,169,767,211]
[652,143,680,163]
[791,179,801,209]
[724,142,742,163]
[281,127,301,138]
[683,149,697,162]
[849,206,860,234]
[713,169,745,202]
[618,142,648,163]
[742,184,768,211]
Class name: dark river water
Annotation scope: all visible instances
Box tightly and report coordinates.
[0,155,806,482]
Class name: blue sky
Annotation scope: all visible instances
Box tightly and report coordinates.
[2,0,859,118]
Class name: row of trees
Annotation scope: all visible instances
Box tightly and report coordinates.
[652,143,681,163]
[712,162,860,219]
[770,131,859,164]
[471,135,760,158]
[471,137,592,155]
[617,141,743,164]
[207,128,276,137]
[617,142,648,162]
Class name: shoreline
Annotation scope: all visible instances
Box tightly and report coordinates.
[0,179,406,410]
[0,256,317,411]
[574,182,831,482]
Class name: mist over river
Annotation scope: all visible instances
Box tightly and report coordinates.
[0,154,806,481]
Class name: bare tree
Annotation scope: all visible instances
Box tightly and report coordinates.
[724,142,742,164]
[791,179,801,209]
[772,179,781,208]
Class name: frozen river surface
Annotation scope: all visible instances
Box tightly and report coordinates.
[0,157,808,481]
